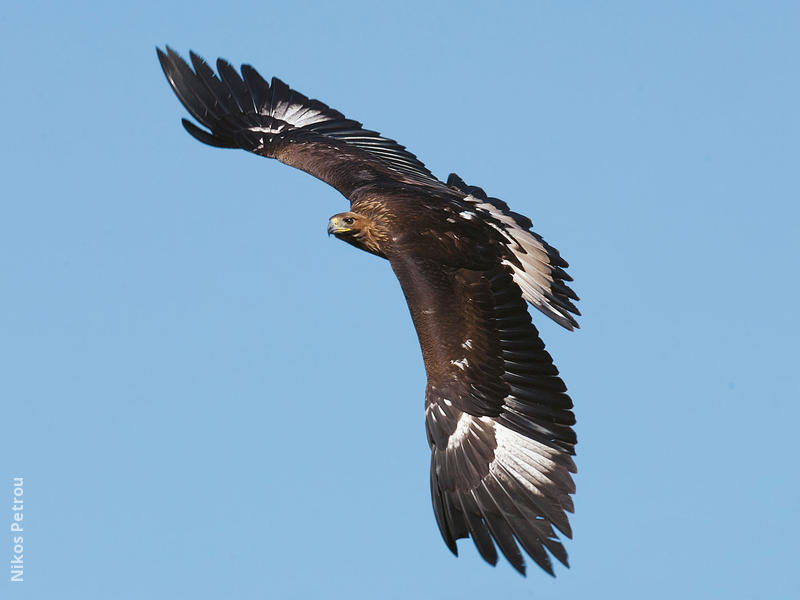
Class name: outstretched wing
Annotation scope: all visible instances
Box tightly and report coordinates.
[389,253,576,576]
[157,47,445,197]
[447,173,580,330]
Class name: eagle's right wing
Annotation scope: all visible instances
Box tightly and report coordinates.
[157,47,445,197]
[388,253,577,576]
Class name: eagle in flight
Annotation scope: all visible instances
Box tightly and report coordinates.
[157,47,580,577]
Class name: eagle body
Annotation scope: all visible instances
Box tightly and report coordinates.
[158,47,580,577]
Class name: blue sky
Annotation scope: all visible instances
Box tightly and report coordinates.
[2,2,799,598]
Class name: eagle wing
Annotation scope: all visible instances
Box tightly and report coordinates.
[157,47,445,197]
[446,174,580,330]
[388,252,576,576]
[158,48,580,331]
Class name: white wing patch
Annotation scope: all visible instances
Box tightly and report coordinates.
[248,124,288,135]
[450,357,469,370]
[276,105,330,129]
[450,413,563,494]
[268,97,331,129]
[447,412,472,449]
[447,412,492,449]
[490,420,562,493]
[246,104,330,135]
[462,193,576,329]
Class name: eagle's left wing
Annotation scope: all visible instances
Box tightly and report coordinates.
[446,174,581,331]
[388,253,576,576]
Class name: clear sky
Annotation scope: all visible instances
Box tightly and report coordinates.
[3,2,799,599]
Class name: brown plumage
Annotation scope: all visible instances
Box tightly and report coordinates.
[158,47,581,577]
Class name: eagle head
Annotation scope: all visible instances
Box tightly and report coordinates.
[327,211,386,257]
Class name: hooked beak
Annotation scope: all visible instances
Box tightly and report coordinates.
[327,217,350,236]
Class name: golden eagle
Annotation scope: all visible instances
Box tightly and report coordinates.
[158,47,580,577]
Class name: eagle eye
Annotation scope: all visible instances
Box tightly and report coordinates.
[343,216,355,225]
